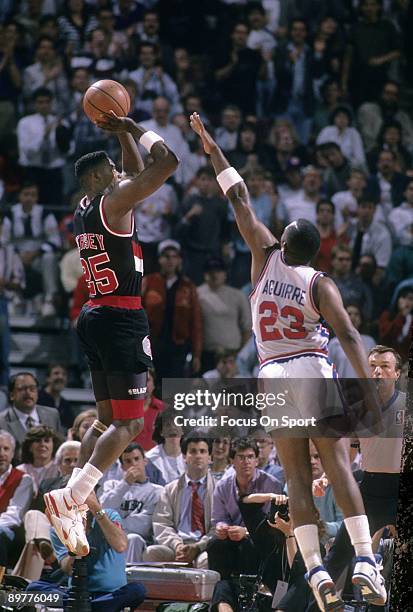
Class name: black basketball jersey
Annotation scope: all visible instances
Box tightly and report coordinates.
[74,193,144,299]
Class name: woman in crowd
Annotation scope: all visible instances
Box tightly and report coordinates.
[69,408,97,441]
[228,123,274,175]
[171,47,196,100]
[316,106,366,169]
[17,425,61,498]
[367,120,412,173]
[210,436,231,481]
[57,0,98,55]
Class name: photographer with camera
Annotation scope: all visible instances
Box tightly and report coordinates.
[210,491,317,612]
[244,493,329,612]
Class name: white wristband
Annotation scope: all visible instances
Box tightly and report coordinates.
[216,167,243,194]
[139,130,164,152]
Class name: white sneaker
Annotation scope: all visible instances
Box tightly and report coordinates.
[306,565,345,611]
[44,487,89,556]
[352,555,387,605]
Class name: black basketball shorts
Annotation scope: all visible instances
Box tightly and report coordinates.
[76,303,153,419]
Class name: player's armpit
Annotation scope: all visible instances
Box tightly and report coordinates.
[105,144,178,220]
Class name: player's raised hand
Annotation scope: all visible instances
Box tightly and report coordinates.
[96,110,133,133]
[189,112,215,155]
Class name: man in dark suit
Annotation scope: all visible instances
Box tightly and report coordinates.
[0,372,63,460]
[368,149,409,208]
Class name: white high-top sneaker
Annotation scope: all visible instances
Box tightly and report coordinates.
[44,487,89,556]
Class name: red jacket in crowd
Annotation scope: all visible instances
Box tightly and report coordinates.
[379,310,411,362]
[142,273,203,360]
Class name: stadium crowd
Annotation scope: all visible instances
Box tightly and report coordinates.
[0,0,410,610]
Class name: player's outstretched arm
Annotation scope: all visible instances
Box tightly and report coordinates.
[189,113,277,278]
[317,276,371,378]
[96,112,178,217]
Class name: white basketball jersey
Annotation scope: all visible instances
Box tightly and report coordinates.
[250,248,329,366]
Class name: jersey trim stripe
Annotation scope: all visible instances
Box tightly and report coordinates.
[259,348,329,367]
[87,296,142,309]
[111,398,144,419]
[99,195,134,237]
[309,271,323,314]
[249,248,277,299]
[132,242,144,274]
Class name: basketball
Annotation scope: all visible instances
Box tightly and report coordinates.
[83,79,130,123]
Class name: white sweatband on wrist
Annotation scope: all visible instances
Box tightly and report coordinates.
[139,130,164,152]
[216,167,243,194]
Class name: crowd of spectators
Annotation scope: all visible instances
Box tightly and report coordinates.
[0,0,410,609]
[0,345,403,611]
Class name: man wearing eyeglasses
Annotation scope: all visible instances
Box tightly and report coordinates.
[207,436,282,580]
[0,372,63,457]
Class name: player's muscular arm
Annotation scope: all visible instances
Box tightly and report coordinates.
[118,132,144,175]
[96,113,178,218]
[189,113,276,281]
[316,276,371,378]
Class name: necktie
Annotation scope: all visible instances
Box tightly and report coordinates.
[26,416,35,430]
[190,481,205,535]
[41,116,52,166]
[23,214,32,238]
[352,229,364,270]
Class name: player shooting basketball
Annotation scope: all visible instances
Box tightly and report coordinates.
[190,113,386,612]
[44,111,178,557]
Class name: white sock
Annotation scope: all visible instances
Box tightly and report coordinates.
[294,524,323,571]
[67,467,82,488]
[344,515,374,560]
[68,463,103,504]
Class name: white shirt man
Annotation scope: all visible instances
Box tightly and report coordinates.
[278,166,322,225]
[140,97,189,166]
[134,183,177,244]
[388,180,413,245]
[100,443,163,563]
[17,93,66,170]
[144,437,215,568]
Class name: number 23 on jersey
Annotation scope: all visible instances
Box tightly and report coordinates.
[259,301,308,341]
